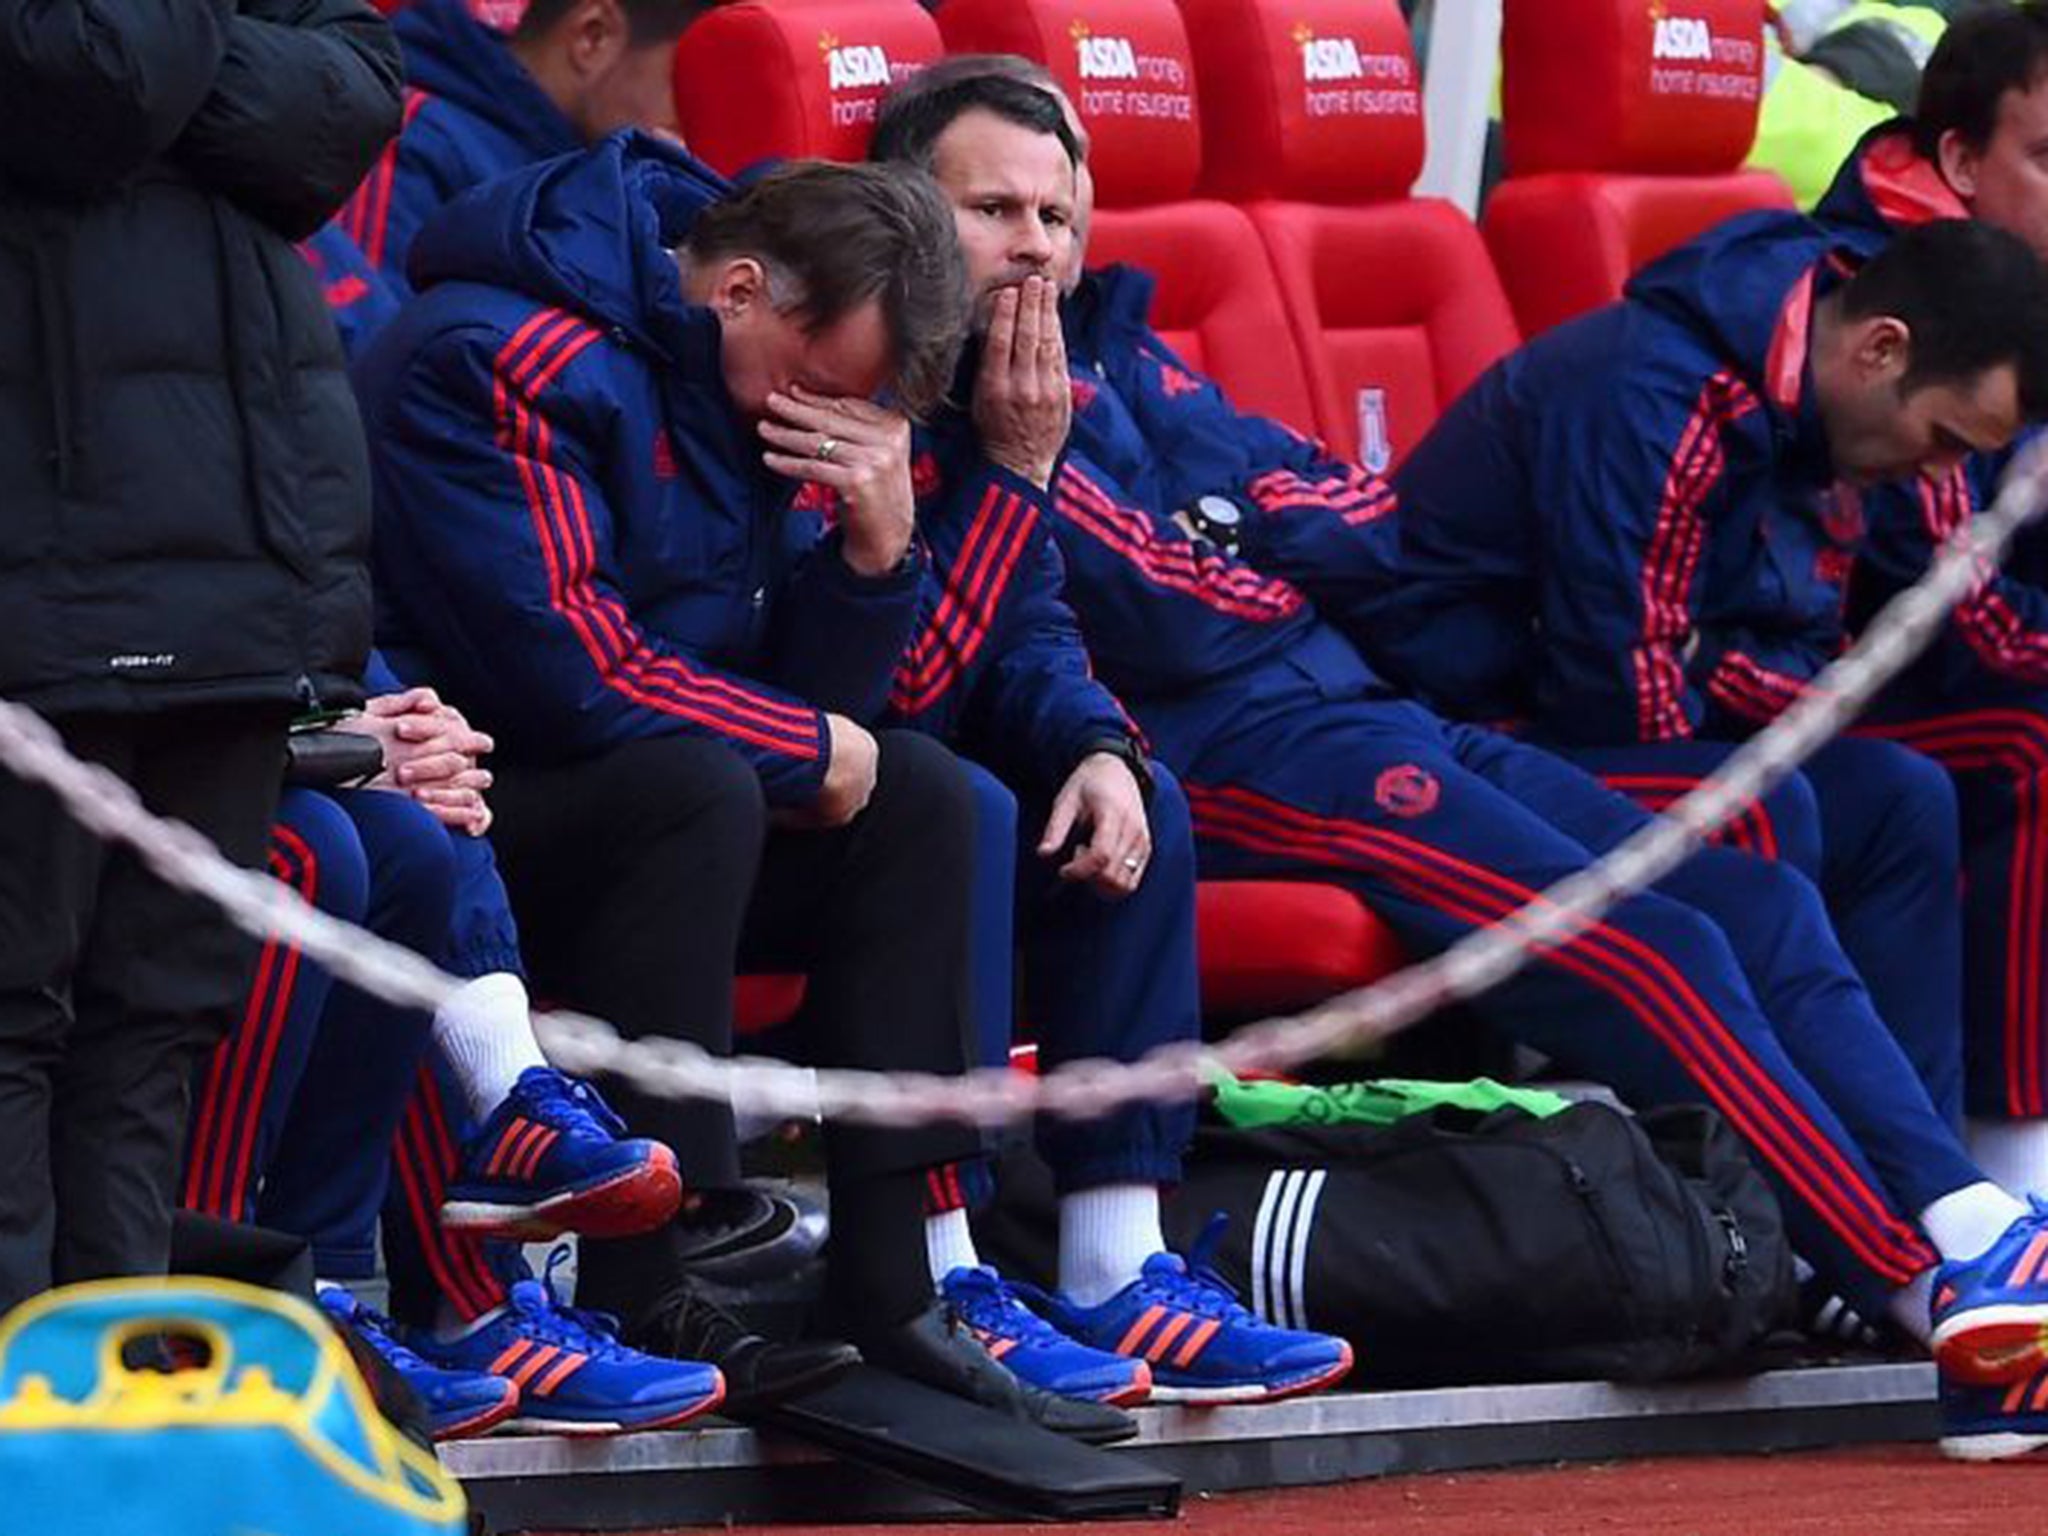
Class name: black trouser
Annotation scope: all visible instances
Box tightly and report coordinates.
[488,730,981,1321]
[0,704,287,1313]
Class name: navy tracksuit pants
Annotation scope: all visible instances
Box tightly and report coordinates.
[185,788,523,1311]
[936,759,1204,1215]
[183,792,341,1230]
[184,788,452,1277]
[1019,761,1203,1195]
[1557,736,1966,1128]
[1858,688,2048,1120]
[1153,681,1977,1313]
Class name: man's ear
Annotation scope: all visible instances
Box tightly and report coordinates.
[704,256,768,321]
[563,0,630,79]
[1850,315,1912,387]
[1937,125,1984,205]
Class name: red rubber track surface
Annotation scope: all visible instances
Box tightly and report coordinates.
[545,1446,2048,1536]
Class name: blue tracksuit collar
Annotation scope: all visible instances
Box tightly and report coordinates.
[1065,265,1157,363]
[411,134,731,357]
[1815,120,1969,250]
[396,0,582,161]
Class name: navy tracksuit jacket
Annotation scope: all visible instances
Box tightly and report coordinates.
[302,222,401,360]
[1815,124,2048,1119]
[1049,261,1978,1306]
[355,137,922,808]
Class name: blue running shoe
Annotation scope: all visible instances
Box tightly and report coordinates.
[317,1288,518,1441]
[417,1277,724,1435]
[1930,1200,2048,1386]
[442,1067,682,1241]
[940,1266,1152,1406]
[1941,1366,2048,1461]
[1027,1219,1353,1405]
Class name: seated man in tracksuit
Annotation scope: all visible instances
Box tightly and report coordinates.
[341,0,704,301]
[1811,3,2048,1206]
[354,137,1130,1441]
[865,74,1352,1409]
[183,651,707,1439]
[1367,211,2048,1447]
[898,57,2048,1460]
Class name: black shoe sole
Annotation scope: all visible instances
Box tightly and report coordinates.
[1041,1411,1140,1447]
[719,1345,864,1418]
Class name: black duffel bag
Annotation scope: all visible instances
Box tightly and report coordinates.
[982,1099,1797,1387]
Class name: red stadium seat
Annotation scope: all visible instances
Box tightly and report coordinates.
[1196,882,1408,1019]
[672,0,944,176]
[939,0,1408,1019]
[1183,0,1518,473]
[735,973,807,1035]
[1483,0,1793,339]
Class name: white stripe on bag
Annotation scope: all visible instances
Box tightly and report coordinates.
[1248,1170,1290,1324]
[1272,1170,1313,1329]
[1269,1171,1311,1327]
[1286,1169,1329,1330]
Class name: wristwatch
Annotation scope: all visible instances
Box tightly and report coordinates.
[1077,734,1155,805]
[1183,493,1247,556]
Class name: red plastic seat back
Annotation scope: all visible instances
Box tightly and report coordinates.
[1485,0,1790,337]
[1080,205,1318,431]
[1180,0,1517,471]
[672,0,943,176]
[1484,172,1792,339]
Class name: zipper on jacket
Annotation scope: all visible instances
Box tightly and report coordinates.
[28,230,78,495]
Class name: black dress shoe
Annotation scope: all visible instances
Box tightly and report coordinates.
[669,1186,827,1285]
[631,1285,861,1415]
[851,1303,1137,1446]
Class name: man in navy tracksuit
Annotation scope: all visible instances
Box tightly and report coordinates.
[866,74,1352,1409]
[897,58,2048,1457]
[1368,207,2048,1449]
[341,0,701,301]
[1811,6,2048,1201]
[1382,215,1993,1136]
[354,135,1133,1440]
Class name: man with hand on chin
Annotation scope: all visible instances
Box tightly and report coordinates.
[860,74,1354,1410]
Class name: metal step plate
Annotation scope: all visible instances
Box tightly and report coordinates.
[446,1361,1939,1531]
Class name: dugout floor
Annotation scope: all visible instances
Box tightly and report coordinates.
[535,1446,2048,1536]
[450,1360,1948,1532]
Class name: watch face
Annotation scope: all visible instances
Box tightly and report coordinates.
[1194,494,1244,529]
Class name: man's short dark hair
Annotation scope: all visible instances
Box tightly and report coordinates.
[1912,1,2048,157]
[868,70,1079,174]
[893,52,1062,101]
[1839,219,2048,417]
[684,160,970,419]
[516,0,711,47]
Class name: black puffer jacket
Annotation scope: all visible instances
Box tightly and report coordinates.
[0,0,402,715]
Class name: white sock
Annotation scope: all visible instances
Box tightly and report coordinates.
[926,1207,980,1285]
[1058,1184,1165,1308]
[1886,1268,1935,1346]
[1968,1118,2048,1202]
[433,973,547,1120]
[1919,1181,2030,1264]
